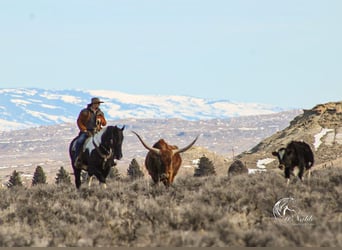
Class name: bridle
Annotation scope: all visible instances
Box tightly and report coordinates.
[92,137,113,169]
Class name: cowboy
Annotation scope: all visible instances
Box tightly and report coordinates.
[72,97,107,166]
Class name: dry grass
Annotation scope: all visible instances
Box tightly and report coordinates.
[0,167,341,247]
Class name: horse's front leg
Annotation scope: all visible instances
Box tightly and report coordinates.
[96,174,107,189]
[88,175,96,187]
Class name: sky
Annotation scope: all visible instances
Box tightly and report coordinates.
[0,0,341,109]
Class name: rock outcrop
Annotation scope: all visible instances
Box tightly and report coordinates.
[235,101,342,171]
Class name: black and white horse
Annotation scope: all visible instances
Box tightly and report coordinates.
[69,125,125,189]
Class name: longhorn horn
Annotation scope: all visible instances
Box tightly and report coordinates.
[173,135,199,154]
[132,131,160,155]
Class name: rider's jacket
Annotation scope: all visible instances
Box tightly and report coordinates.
[77,105,107,132]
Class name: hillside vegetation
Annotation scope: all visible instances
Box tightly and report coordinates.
[0,167,341,247]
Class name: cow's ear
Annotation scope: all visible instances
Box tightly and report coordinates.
[272,151,278,156]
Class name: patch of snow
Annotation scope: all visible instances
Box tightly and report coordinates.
[248,168,267,174]
[0,88,37,96]
[25,109,73,123]
[314,128,334,151]
[11,99,31,106]
[28,98,43,103]
[40,93,82,104]
[257,158,275,169]
[40,104,59,109]
[239,127,258,131]
[0,119,32,131]
[192,159,200,165]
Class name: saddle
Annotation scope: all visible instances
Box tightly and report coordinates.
[72,126,103,170]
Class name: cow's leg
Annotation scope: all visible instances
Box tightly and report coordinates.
[150,173,159,184]
[74,168,82,189]
[169,172,177,186]
[305,169,312,184]
[297,165,305,182]
[100,182,107,189]
[149,175,160,186]
[284,167,291,184]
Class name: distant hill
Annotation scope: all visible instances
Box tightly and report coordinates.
[0,88,287,131]
[235,101,342,172]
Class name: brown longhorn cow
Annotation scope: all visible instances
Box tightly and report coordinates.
[132,131,199,186]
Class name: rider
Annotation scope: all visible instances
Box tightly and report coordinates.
[72,97,107,166]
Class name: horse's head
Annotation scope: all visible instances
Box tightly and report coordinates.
[102,125,125,160]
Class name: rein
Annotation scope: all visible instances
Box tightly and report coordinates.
[92,138,113,169]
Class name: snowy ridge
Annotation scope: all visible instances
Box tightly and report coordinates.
[0,88,286,131]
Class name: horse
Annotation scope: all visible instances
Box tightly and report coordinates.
[69,125,125,189]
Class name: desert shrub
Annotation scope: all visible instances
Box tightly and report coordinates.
[32,166,47,186]
[194,156,216,177]
[228,160,248,177]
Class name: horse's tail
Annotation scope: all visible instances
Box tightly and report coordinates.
[69,136,78,159]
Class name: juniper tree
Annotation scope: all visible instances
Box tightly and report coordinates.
[194,155,216,177]
[7,170,23,188]
[127,158,144,179]
[32,165,47,186]
[55,166,71,185]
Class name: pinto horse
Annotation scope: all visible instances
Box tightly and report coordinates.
[69,125,125,189]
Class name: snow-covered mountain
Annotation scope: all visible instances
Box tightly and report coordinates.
[0,88,286,131]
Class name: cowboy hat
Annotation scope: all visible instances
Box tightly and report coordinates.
[90,97,104,104]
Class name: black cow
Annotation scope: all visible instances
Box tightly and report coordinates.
[272,141,314,184]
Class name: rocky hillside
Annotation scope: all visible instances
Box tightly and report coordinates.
[235,101,342,172]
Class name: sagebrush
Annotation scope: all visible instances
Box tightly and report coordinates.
[0,167,341,247]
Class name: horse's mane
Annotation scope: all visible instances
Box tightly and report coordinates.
[92,126,108,145]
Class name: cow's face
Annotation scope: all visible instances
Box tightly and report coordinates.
[272,147,286,170]
[153,149,174,185]
[272,146,297,171]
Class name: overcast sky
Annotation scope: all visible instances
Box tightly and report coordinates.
[0,0,341,109]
